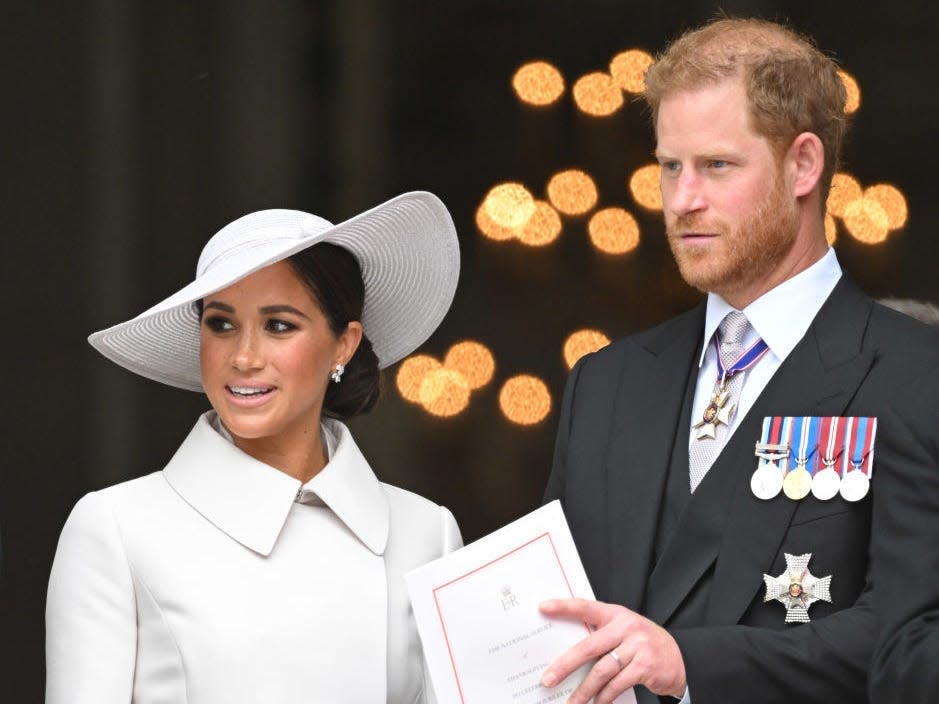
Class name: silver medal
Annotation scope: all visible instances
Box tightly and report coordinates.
[811,467,841,501]
[751,464,784,500]
[839,469,870,502]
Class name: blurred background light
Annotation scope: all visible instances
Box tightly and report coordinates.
[844,198,890,243]
[443,341,496,390]
[483,182,536,228]
[547,169,598,215]
[825,213,838,245]
[864,183,908,229]
[516,200,563,246]
[499,375,552,425]
[588,207,640,254]
[572,72,624,116]
[563,329,612,369]
[396,355,442,403]
[419,368,471,417]
[629,163,663,210]
[826,173,863,217]
[609,49,653,93]
[837,69,861,114]
[476,201,517,241]
[512,61,565,106]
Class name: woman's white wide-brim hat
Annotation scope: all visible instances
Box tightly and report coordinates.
[88,191,460,392]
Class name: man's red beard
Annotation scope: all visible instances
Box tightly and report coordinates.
[665,175,798,299]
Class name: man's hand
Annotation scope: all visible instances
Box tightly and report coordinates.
[539,599,686,703]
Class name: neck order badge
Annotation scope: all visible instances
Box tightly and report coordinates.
[693,335,769,440]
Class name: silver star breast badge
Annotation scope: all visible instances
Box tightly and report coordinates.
[763,552,832,623]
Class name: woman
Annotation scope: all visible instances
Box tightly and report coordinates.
[46,192,462,703]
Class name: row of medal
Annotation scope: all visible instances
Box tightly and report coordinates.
[750,416,877,502]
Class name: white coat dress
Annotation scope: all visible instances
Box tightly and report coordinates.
[46,412,462,703]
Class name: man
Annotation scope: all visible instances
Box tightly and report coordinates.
[541,17,939,704]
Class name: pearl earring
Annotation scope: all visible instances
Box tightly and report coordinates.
[330,363,345,384]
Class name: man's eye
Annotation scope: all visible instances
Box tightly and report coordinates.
[661,161,681,173]
[204,316,233,332]
[267,319,296,333]
[708,159,728,169]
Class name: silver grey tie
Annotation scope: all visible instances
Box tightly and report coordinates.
[688,311,752,492]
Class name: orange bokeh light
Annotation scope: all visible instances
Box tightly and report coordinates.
[547,169,598,216]
[563,329,611,370]
[515,200,562,246]
[483,182,536,228]
[572,72,624,117]
[499,375,552,426]
[476,201,517,241]
[443,341,495,390]
[827,173,863,218]
[396,355,442,403]
[588,208,640,255]
[609,49,653,94]
[419,368,471,418]
[629,163,663,210]
[843,198,890,244]
[512,61,565,106]
[837,70,861,114]
[864,183,908,229]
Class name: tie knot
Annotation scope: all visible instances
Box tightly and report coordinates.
[718,311,749,344]
[717,311,750,365]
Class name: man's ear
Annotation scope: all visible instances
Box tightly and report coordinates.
[787,132,825,198]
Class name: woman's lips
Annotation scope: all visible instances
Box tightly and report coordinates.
[225,384,276,406]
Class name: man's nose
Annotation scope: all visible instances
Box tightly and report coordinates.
[667,171,705,217]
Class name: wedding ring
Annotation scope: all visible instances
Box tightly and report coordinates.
[608,650,624,669]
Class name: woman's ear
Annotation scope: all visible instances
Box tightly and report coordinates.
[336,321,363,366]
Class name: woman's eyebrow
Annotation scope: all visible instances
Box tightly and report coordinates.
[203,301,235,313]
[259,304,310,320]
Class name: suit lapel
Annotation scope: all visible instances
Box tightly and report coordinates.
[644,278,875,626]
[605,306,704,611]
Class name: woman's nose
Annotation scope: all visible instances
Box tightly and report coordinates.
[231,329,264,370]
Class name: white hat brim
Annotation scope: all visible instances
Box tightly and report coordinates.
[88,191,459,391]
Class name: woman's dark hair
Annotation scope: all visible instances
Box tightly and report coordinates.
[287,243,381,419]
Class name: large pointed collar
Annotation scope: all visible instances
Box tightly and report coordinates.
[163,412,389,557]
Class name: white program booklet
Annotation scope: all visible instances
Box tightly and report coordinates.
[406,500,636,704]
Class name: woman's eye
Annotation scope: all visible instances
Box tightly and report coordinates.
[267,319,296,333]
[204,316,234,333]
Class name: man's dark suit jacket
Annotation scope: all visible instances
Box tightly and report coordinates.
[545,276,939,704]
[868,364,939,703]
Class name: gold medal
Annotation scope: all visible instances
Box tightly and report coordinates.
[783,466,812,500]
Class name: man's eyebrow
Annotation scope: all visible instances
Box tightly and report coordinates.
[259,304,310,320]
